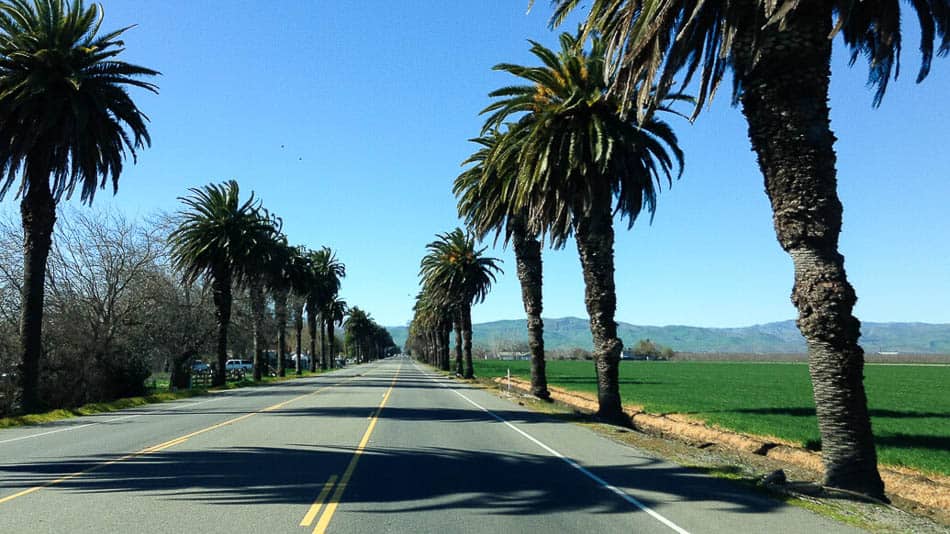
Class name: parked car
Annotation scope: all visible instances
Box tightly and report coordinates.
[225,360,253,373]
[191,360,211,374]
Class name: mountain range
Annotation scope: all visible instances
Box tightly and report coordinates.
[386,317,950,354]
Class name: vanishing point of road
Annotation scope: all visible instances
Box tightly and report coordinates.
[0,356,862,533]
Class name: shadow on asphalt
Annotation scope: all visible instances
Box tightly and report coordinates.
[0,361,789,518]
[0,444,782,516]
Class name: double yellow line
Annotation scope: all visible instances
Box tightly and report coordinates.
[300,364,401,534]
[0,373,361,506]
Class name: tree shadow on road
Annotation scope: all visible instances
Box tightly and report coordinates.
[0,442,787,518]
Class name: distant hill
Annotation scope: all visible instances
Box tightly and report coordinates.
[386,317,950,354]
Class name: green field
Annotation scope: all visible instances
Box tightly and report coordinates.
[474,360,950,476]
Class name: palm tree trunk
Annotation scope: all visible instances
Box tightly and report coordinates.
[250,281,265,381]
[454,314,463,376]
[171,350,194,390]
[440,323,450,371]
[512,215,549,400]
[319,316,328,370]
[461,305,474,379]
[275,290,287,378]
[430,330,436,366]
[307,303,318,373]
[327,320,335,369]
[437,323,445,370]
[733,3,885,500]
[294,305,303,375]
[574,208,624,423]
[210,269,232,387]
[428,331,435,366]
[18,175,56,413]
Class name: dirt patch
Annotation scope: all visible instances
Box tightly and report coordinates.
[493,376,950,524]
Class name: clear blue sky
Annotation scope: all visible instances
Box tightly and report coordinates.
[59,1,949,328]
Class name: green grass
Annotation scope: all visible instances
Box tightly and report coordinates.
[475,360,950,477]
[0,389,204,428]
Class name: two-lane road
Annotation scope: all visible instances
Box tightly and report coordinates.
[0,357,861,533]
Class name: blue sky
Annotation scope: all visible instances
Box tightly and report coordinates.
[47,1,949,328]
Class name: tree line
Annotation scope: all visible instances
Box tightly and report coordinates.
[0,1,396,416]
[408,0,946,502]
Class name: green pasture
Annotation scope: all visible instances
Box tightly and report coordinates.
[475,360,950,476]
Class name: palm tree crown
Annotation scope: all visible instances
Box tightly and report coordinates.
[419,228,502,309]
[454,128,529,246]
[551,0,949,114]
[310,246,345,307]
[0,0,159,202]
[481,31,684,244]
[168,181,278,285]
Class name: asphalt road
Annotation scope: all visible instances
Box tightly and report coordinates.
[0,356,863,533]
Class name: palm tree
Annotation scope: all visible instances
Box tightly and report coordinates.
[324,295,347,369]
[550,0,947,499]
[268,239,300,378]
[420,228,502,379]
[411,290,451,371]
[482,32,683,421]
[244,209,284,382]
[287,246,311,376]
[310,247,345,369]
[456,130,551,399]
[0,0,157,412]
[305,292,320,373]
[169,181,278,387]
[248,278,268,381]
[345,306,372,363]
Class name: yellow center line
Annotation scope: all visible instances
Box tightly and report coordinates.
[311,363,401,534]
[299,474,339,527]
[0,373,364,506]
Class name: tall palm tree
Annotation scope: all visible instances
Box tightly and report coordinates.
[551,0,947,499]
[482,32,683,421]
[310,247,345,369]
[344,306,372,363]
[420,228,502,379]
[169,181,278,387]
[305,292,320,373]
[268,239,302,378]
[0,0,157,412]
[287,246,311,376]
[247,278,267,380]
[244,209,284,381]
[324,295,347,369]
[456,130,551,399]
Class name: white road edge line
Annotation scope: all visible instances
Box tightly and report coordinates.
[418,364,690,534]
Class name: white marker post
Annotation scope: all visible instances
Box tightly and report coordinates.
[506,368,511,396]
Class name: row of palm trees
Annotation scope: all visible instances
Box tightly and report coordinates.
[453,32,683,408]
[417,0,945,501]
[436,31,683,411]
[408,229,502,378]
[0,0,380,411]
[343,306,398,363]
[543,0,947,501]
[169,180,347,387]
